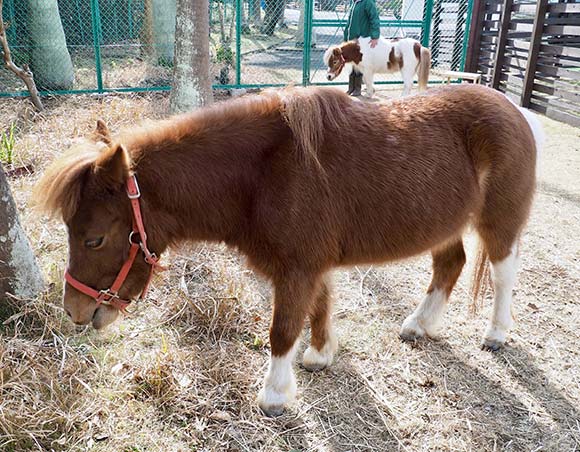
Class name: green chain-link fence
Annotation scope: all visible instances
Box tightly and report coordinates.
[1,0,473,97]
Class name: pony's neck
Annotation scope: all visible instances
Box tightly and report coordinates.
[341,41,362,64]
[127,104,288,253]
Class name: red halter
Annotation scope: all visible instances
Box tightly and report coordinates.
[64,175,164,313]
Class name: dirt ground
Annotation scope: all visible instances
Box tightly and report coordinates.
[0,86,579,452]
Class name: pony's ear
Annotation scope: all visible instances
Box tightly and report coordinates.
[92,119,112,145]
[94,143,130,187]
[332,47,342,57]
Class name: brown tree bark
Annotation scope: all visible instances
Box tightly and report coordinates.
[170,0,213,113]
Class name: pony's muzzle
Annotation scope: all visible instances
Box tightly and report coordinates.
[326,72,337,81]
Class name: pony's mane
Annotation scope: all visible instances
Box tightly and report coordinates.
[33,142,108,221]
[276,86,354,166]
[117,86,354,165]
[34,87,355,220]
[116,91,284,156]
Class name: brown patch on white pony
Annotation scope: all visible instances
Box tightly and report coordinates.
[340,41,363,64]
[388,47,404,70]
[413,42,421,61]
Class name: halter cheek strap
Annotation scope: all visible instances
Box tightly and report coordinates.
[64,175,165,313]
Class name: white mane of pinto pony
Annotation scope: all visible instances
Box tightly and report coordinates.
[324,37,431,97]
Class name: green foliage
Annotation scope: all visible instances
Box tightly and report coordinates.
[216,44,234,66]
[0,123,16,165]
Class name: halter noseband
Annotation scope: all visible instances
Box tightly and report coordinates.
[64,175,164,313]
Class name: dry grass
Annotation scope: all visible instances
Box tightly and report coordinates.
[1,88,579,452]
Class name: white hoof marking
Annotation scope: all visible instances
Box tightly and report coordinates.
[400,288,448,340]
[258,341,298,416]
[303,332,338,371]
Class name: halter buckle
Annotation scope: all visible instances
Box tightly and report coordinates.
[126,176,141,199]
[97,288,120,304]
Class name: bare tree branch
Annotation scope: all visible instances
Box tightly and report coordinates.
[0,0,44,111]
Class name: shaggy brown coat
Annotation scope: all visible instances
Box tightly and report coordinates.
[35,85,536,359]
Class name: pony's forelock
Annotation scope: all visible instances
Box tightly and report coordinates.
[323,46,338,67]
[33,143,103,221]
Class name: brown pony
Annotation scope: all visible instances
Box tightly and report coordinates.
[35,85,541,416]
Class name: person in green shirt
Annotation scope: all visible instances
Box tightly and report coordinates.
[343,0,381,96]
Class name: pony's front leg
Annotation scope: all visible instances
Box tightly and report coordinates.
[303,276,338,371]
[363,72,375,97]
[258,273,318,417]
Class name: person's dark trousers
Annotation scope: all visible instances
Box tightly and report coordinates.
[348,70,363,97]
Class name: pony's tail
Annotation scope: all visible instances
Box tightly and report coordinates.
[418,47,431,91]
[470,243,491,314]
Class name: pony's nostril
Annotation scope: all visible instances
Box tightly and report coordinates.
[327,74,332,80]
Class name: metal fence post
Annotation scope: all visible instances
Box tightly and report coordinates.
[302,0,313,86]
[90,0,104,93]
[431,0,443,66]
[451,0,467,70]
[236,0,242,87]
[421,0,434,48]
[459,0,474,71]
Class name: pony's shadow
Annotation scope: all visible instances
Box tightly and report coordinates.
[297,337,580,451]
[492,344,580,442]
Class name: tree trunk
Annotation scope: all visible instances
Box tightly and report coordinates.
[0,0,43,111]
[249,0,261,24]
[152,0,177,65]
[295,0,317,46]
[0,164,44,318]
[278,0,287,27]
[170,0,213,113]
[262,0,284,35]
[27,0,74,90]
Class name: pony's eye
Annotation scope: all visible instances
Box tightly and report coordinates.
[85,237,104,249]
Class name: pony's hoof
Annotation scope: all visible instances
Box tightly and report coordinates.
[481,341,503,352]
[257,381,295,418]
[481,338,505,352]
[399,316,426,342]
[482,325,507,351]
[260,403,285,417]
[302,338,337,372]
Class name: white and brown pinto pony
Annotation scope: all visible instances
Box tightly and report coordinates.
[324,37,431,97]
[35,85,541,417]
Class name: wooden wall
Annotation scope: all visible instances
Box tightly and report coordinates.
[465,0,579,127]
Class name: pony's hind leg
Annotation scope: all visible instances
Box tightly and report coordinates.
[401,67,415,96]
[400,238,466,341]
[258,272,318,416]
[302,276,338,372]
[476,220,522,351]
[475,160,533,350]
[481,242,518,351]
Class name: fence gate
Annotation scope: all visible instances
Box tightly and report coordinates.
[0,0,473,98]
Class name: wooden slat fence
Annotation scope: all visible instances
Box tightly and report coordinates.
[465,0,580,127]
